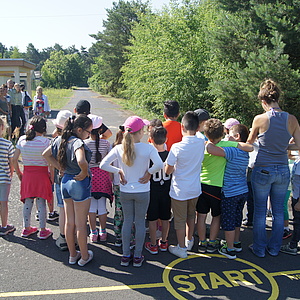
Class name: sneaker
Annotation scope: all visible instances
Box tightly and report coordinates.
[233,242,242,252]
[69,251,81,264]
[120,254,133,266]
[78,250,93,266]
[39,228,53,239]
[219,245,236,259]
[56,235,68,251]
[198,240,208,253]
[99,231,107,242]
[21,226,38,237]
[280,243,297,255]
[145,242,158,254]
[242,220,253,228]
[168,244,188,258]
[133,255,145,267]
[0,224,15,236]
[283,229,293,239]
[159,240,168,252]
[47,211,59,221]
[115,238,122,247]
[207,240,220,253]
[90,230,98,243]
[186,237,194,251]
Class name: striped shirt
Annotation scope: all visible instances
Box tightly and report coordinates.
[222,147,249,198]
[84,138,111,168]
[0,138,15,183]
[16,136,50,166]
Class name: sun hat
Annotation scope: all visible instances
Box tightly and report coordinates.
[123,116,150,133]
[194,108,210,122]
[76,100,91,115]
[223,118,240,130]
[88,114,103,129]
[52,110,73,129]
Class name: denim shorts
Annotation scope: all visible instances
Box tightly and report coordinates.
[0,183,11,202]
[61,174,91,202]
[55,183,64,208]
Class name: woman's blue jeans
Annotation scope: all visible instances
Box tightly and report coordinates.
[252,165,290,257]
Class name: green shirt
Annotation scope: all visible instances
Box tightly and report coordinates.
[200,140,238,187]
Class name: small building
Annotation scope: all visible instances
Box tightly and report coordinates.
[0,59,36,95]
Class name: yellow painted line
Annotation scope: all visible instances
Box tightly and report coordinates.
[270,270,300,277]
[0,282,165,298]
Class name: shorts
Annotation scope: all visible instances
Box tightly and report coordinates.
[0,183,11,202]
[55,183,64,208]
[221,192,248,231]
[147,185,171,221]
[196,184,221,217]
[61,174,91,202]
[171,197,198,230]
[89,197,107,215]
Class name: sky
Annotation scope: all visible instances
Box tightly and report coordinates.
[1,0,170,53]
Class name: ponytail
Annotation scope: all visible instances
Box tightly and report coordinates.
[92,128,102,163]
[26,116,46,141]
[58,116,75,170]
[122,130,136,166]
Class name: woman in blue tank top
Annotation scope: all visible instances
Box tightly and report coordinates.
[247,79,300,257]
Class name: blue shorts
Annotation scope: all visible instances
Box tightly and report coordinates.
[0,183,11,202]
[61,174,91,202]
[55,183,64,208]
[221,192,248,231]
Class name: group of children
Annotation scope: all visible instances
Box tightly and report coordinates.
[0,97,299,268]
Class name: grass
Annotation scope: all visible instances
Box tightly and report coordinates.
[30,88,74,110]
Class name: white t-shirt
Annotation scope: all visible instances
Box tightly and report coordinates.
[166,135,205,201]
[100,142,163,193]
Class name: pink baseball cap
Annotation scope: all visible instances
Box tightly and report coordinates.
[88,114,103,129]
[123,116,150,133]
[223,118,240,130]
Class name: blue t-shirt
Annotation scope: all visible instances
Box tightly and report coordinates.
[222,147,249,198]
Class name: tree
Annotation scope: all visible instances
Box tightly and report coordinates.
[88,0,149,95]
[0,43,7,58]
[25,43,41,69]
[10,46,23,59]
[41,51,87,88]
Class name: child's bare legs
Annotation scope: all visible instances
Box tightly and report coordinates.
[59,207,65,235]
[64,198,76,257]
[224,230,235,249]
[161,220,170,242]
[99,213,107,231]
[0,201,8,227]
[186,217,195,241]
[176,228,186,248]
[197,213,207,241]
[149,220,157,245]
[209,215,220,241]
[88,212,97,231]
[74,198,91,261]
[234,227,241,244]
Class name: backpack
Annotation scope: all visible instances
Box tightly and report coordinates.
[23,91,32,107]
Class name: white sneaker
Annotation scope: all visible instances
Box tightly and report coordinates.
[186,237,194,251]
[168,244,188,258]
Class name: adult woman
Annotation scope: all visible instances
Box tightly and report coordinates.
[247,79,300,257]
[0,84,11,139]
[33,86,50,117]
[43,115,93,266]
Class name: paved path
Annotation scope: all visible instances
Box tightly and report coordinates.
[1,89,300,300]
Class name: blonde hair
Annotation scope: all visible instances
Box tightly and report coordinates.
[36,86,43,95]
[122,130,136,166]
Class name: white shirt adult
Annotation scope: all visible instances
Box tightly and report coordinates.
[166,135,205,200]
[100,142,163,193]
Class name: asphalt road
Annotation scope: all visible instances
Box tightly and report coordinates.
[1,89,300,300]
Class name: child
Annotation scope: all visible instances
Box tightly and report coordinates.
[194,108,210,140]
[112,127,135,247]
[165,111,205,258]
[13,116,53,239]
[206,124,252,259]
[197,119,252,253]
[163,100,182,151]
[85,114,113,243]
[51,110,73,250]
[33,86,50,118]
[0,118,15,236]
[145,126,171,254]
[100,116,163,267]
[223,118,240,140]
[43,115,93,266]
[280,151,300,255]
